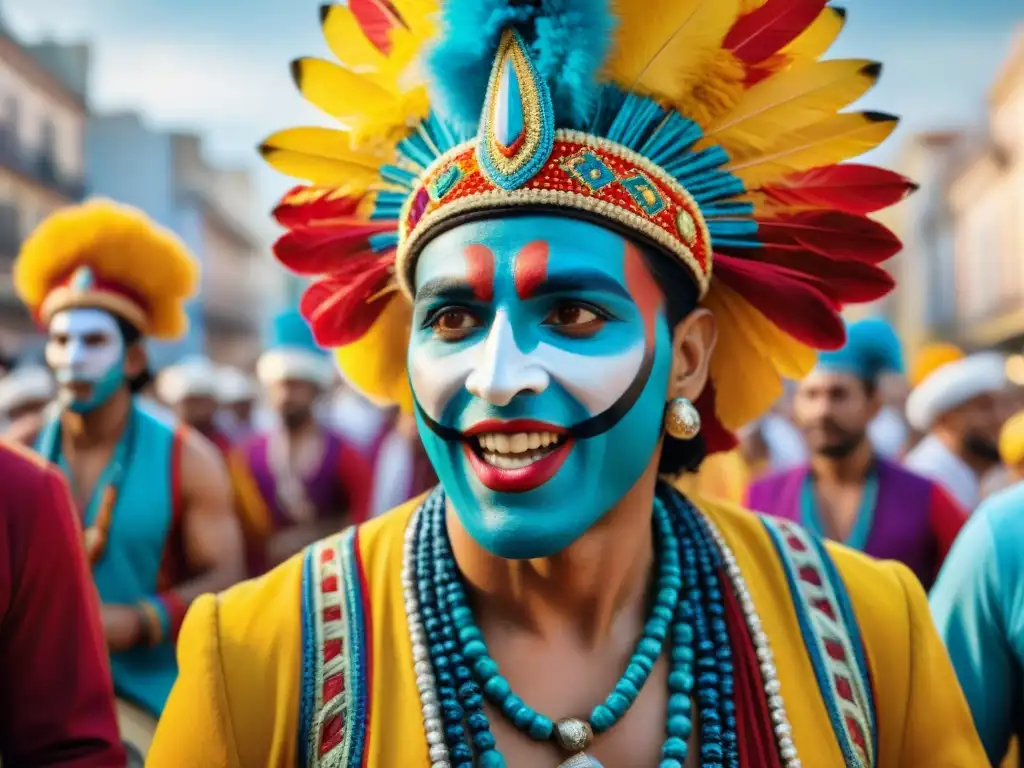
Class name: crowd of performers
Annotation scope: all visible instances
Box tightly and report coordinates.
[5,0,1024,766]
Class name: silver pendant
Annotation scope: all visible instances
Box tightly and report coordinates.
[558,754,604,768]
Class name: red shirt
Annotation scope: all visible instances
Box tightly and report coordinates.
[0,441,124,766]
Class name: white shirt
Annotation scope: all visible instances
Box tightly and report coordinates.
[760,414,807,470]
[904,434,980,511]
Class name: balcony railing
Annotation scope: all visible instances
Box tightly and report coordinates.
[0,130,86,201]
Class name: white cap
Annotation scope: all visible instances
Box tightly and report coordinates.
[217,366,257,404]
[256,348,336,390]
[905,352,1007,432]
[0,366,55,416]
[156,356,220,404]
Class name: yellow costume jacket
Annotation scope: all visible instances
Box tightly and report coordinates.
[149,495,985,766]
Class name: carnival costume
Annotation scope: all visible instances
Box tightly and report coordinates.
[747,319,966,589]
[151,1,983,766]
[14,200,198,721]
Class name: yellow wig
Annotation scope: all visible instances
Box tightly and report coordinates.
[14,199,199,340]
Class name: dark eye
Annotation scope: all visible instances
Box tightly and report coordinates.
[430,308,480,341]
[84,333,111,347]
[543,302,606,337]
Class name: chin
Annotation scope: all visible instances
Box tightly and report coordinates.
[459,503,592,560]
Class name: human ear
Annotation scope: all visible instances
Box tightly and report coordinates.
[123,343,148,379]
[666,308,717,402]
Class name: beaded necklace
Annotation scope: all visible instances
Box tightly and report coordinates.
[403,484,779,767]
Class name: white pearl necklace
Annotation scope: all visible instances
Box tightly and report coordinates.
[701,514,801,768]
[401,505,452,768]
[403,502,801,767]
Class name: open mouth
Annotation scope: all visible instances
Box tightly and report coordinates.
[462,419,573,493]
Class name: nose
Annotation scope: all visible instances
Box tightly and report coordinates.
[466,310,549,407]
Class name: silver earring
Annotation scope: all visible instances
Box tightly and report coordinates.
[664,397,701,440]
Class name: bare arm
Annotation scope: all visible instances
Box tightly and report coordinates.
[175,429,246,602]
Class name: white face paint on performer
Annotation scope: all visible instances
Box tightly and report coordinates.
[45,308,127,412]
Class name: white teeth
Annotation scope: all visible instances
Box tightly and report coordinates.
[475,431,562,455]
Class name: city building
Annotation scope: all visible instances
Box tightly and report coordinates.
[87,113,279,369]
[0,21,87,355]
[950,29,1024,354]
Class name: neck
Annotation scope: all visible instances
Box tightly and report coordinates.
[61,388,131,449]
[448,459,660,648]
[282,414,318,440]
[810,437,874,484]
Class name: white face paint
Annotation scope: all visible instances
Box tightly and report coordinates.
[46,308,125,387]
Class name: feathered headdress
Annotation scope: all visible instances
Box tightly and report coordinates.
[14,199,198,339]
[261,0,914,452]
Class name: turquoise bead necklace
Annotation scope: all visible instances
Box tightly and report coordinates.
[410,485,739,766]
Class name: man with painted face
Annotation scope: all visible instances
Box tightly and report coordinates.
[13,200,245,756]
[228,308,372,576]
[747,318,967,589]
[151,2,986,766]
[905,350,1009,511]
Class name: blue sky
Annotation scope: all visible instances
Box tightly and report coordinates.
[4,0,1022,220]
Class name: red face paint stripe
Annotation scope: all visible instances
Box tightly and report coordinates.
[514,240,549,299]
[464,244,495,301]
[623,242,663,343]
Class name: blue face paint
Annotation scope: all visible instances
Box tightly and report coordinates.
[408,215,673,558]
[45,308,127,413]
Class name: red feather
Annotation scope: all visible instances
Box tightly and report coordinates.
[695,383,738,456]
[275,228,394,276]
[755,210,903,264]
[301,258,395,347]
[724,0,826,64]
[758,164,918,214]
[713,253,845,349]
[273,186,364,231]
[347,0,409,55]
[721,244,895,304]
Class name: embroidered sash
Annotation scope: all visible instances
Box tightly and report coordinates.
[762,516,878,768]
[299,528,371,768]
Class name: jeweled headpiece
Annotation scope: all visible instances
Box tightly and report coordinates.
[262,0,914,451]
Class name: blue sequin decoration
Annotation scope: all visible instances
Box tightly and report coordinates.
[619,173,667,217]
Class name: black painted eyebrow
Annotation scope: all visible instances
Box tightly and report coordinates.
[415,277,480,304]
[526,273,632,301]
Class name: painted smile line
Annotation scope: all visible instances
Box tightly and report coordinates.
[462,419,573,493]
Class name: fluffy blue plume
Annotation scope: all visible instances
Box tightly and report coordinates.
[426,0,614,136]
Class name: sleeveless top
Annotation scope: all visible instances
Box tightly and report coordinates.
[36,399,184,717]
[293,493,879,768]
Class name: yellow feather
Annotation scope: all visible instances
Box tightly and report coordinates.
[261,127,391,169]
[704,283,816,429]
[605,0,741,104]
[707,59,881,152]
[334,295,413,413]
[679,49,748,129]
[320,5,388,72]
[779,6,846,63]
[258,148,381,189]
[293,57,397,121]
[726,112,898,188]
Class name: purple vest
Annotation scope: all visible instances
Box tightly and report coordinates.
[747,458,938,587]
[243,430,349,529]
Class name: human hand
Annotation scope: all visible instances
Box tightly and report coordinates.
[102,604,143,652]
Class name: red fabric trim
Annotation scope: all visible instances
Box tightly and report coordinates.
[354,527,375,768]
[156,426,187,591]
[928,482,968,585]
[721,563,784,768]
[156,591,189,640]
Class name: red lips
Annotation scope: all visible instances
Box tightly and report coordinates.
[462,419,572,493]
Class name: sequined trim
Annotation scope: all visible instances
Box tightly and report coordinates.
[395,130,713,299]
[301,529,370,768]
[762,517,876,768]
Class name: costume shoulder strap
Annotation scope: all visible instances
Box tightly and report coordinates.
[299,527,371,768]
[761,516,878,768]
